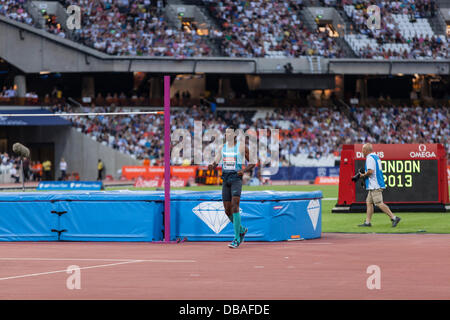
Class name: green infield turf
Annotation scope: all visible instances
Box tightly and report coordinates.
[106,184,450,234]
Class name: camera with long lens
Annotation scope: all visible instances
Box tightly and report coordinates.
[351,168,366,182]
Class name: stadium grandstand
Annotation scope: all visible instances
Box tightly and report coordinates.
[1,0,448,58]
[0,0,449,184]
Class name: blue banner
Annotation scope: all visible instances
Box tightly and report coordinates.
[0,109,71,126]
[37,181,104,191]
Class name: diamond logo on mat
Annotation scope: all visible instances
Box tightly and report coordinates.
[307,200,320,231]
[192,202,231,234]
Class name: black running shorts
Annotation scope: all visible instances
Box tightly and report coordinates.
[222,171,243,201]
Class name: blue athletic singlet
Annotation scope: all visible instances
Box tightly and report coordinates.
[221,141,243,173]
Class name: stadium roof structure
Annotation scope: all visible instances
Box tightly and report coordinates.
[1,15,449,75]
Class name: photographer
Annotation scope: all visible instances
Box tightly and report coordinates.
[10,165,20,183]
[355,144,401,227]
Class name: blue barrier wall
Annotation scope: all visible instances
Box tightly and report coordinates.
[57,201,164,241]
[0,201,58,241]
[0,191,164,242]
[170,191,322,241]
[0,190,322,242]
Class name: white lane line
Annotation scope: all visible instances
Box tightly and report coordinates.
[0,258,196,263]
[130,259,197,263]
[0,260,143,281]
[0,258,197,281]
[323,198,337,201]
[0,258,134,262]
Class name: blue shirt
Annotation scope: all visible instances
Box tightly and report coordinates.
[365,153,386,190]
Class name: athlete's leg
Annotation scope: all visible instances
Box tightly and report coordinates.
[231,196,242,241]
[231,196,240,218]
[223,196,246,248]
[222,178,238,247]
[225,175,246,247]
[231,174,247,240]
[223,201,233,222]
[222,178,232,222]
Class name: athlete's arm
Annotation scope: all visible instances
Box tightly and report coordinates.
[208,146,222,171]
[238,146,255,176]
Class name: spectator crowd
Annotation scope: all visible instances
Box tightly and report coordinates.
[51,103,233,164]
[0,85,42,105]
[0,152,76,184]
[1,101,448,184]
[0,153,45,183]
[0,0,33,25]
[343,0,448,59]
[0,86,17,98]
[351,104,449,148]
[50,0,212,57]
[1,0,447,59]
[1,0,346,58]
[254,106,360,164]
[50,102,450,166]
[204,0,344,58]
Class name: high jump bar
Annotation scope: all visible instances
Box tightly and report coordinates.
[0,111,164,117]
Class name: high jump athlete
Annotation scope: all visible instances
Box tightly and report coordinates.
[208,126,255,248]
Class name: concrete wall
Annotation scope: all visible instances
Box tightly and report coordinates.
[440,8,450,21]
[32,1,59,14]
[328,59,450,75]
[56,128,142,180]
[4,126,141,181]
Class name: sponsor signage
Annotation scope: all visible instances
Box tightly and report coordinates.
[337,144,449,210]
[122,166,197,180]
[37,181,103,190]
[314,176,339,185]
[134,177,187,188]
[354,144,438,160]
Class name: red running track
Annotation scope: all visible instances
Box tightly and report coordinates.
[0,233,449,300]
